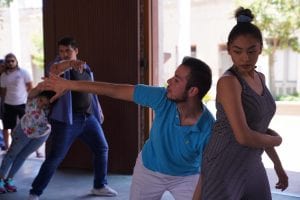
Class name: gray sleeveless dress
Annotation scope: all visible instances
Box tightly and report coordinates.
[201,67,276,200]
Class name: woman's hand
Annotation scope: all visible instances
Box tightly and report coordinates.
[267,128,279,136]
[266,129,282,146]
[274,164,288,191]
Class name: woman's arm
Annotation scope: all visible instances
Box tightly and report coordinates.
[26,81,33,92]
[192,175,203,200]
[217,75,282,148]
[265,129,288,191]
[27,82,47,99]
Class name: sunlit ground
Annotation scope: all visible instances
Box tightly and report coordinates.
[263,115,300,172]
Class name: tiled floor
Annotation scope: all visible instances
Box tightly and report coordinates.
[1,107,300,200]
[0,153,299,200]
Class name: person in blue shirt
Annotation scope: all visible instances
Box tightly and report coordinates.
[43,56,215,200]
[27,37,117,200]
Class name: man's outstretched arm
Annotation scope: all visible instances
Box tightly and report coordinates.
[44,75,135,103]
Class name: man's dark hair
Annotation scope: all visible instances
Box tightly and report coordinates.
[4,53,19,68]
[181,56,212,101]
[57,36,78,49]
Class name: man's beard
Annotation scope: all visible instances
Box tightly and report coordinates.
[167,90,188,103]
[7,65,16,70]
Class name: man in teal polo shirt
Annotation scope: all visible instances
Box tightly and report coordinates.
[43,56,215,200]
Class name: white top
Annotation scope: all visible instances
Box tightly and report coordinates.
[0,68,32,105]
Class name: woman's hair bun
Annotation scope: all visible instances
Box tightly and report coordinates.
[235,7,254,23]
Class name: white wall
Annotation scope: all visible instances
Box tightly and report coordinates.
[160,0,300,97]
[0,0,43,84]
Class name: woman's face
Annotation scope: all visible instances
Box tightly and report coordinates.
[227,34,262,73]
[37,96,50,109]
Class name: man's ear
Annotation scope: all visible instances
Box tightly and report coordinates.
[75,48,79,55]
[188,86,199,97]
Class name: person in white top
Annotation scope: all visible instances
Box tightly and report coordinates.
[0,53,33,151]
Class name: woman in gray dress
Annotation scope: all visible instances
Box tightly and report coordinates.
[193,7,288,200]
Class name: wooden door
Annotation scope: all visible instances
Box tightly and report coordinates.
[43,0,147,173]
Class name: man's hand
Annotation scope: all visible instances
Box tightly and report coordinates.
[51,60,86,75]
[43,74,69,103]
[69,60,86,73]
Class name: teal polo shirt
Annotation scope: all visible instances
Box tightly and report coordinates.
[133,84,215,176]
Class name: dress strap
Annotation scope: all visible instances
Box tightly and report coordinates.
[228,67,247,91]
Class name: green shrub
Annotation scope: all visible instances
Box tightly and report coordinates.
[276,93,300,101]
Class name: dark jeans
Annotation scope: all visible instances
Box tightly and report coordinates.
[30,113,109,196]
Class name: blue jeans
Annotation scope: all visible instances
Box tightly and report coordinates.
[0,123,48,178]
[30,113,108,196]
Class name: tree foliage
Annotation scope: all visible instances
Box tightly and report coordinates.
[0,0,13,7]
[236,0,300,97]
[31,33,44,69]
[237,0,300,54]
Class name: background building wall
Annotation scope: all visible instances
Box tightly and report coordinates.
[161,0,300,98]
[0,0,43,84]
